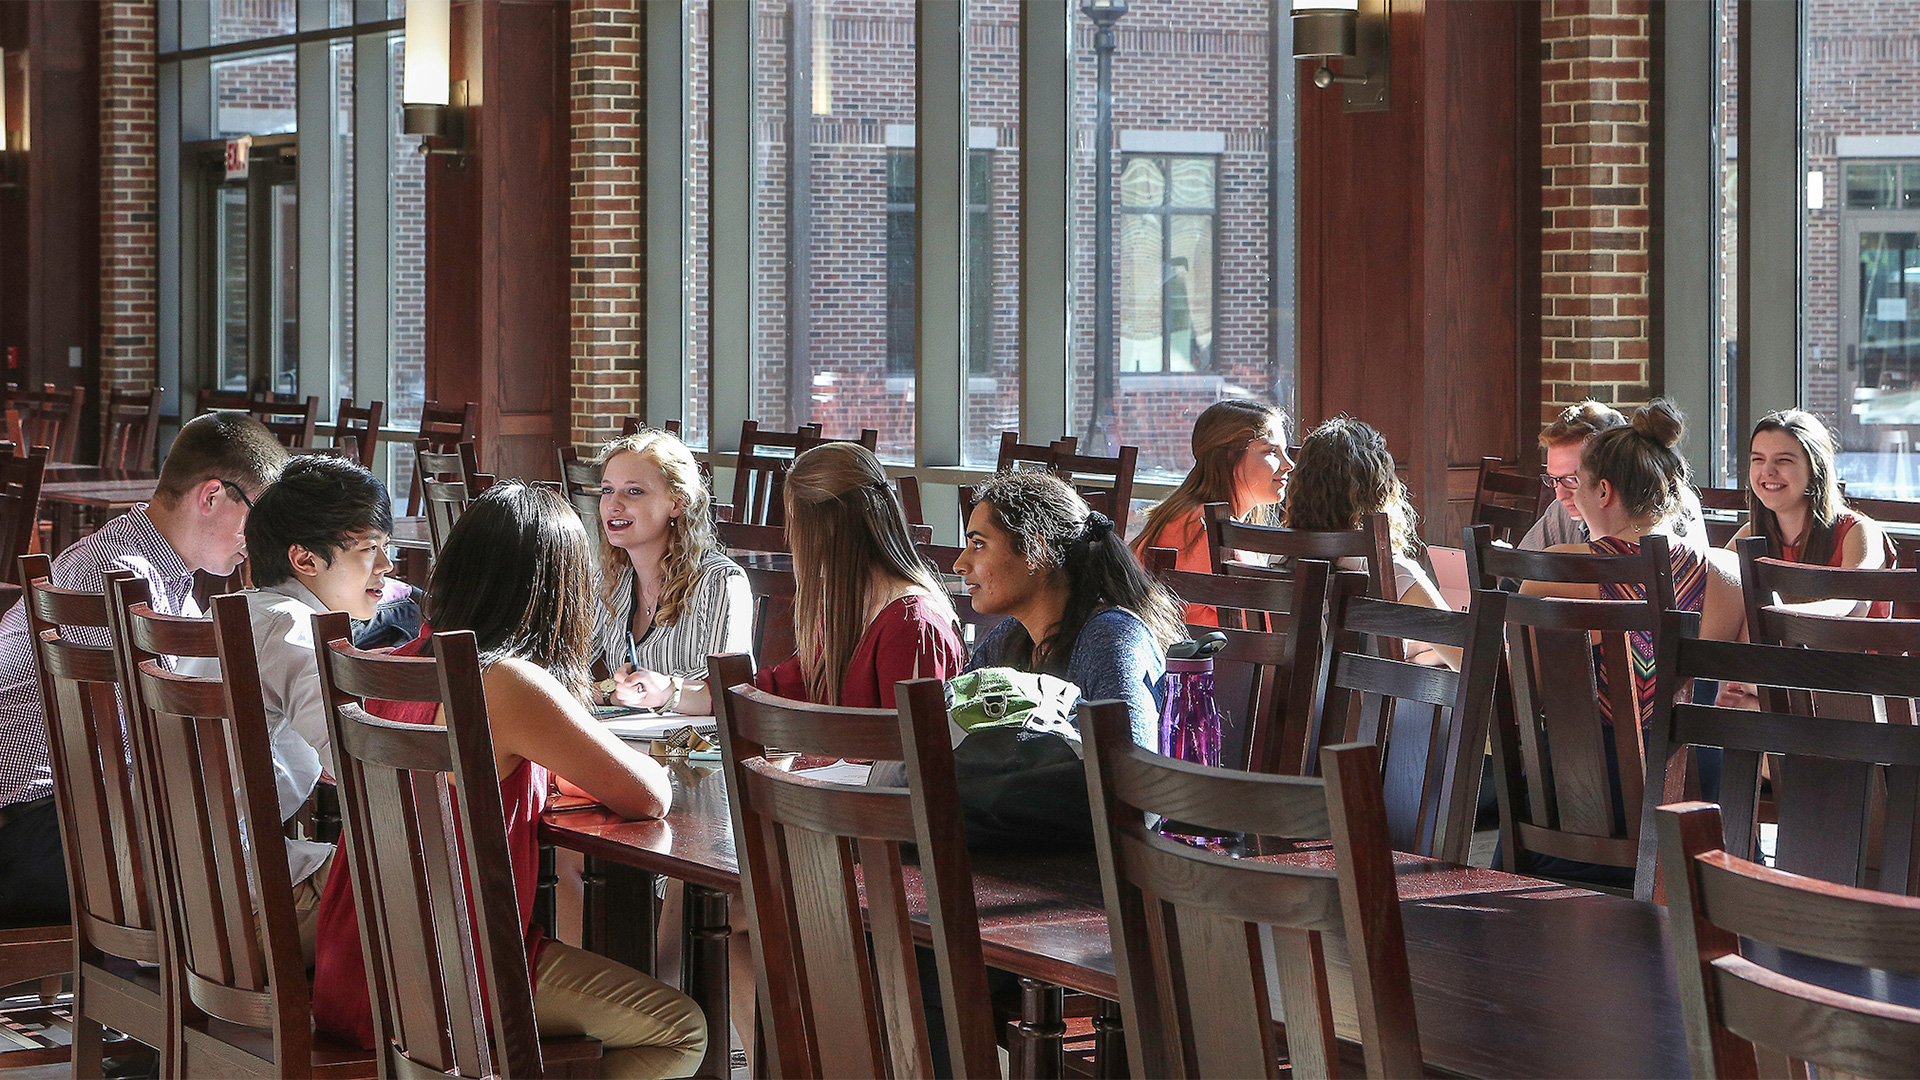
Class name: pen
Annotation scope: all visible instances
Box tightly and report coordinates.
[627,632,640,673]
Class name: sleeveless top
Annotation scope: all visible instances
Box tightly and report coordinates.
[1589,535,1707,728]
[1778,511,1897,619]
[310,634,550,1051]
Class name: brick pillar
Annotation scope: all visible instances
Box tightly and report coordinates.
[1540,0,1651,424]
[568,0,647,451]
[99,1,158,434]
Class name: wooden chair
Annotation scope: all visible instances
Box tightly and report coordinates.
[994,431,1077,472]
[915,541,1007,647]
[102,387,163,472]
[0,923,76,1068]
[195,387,258,415]
[332,399,384,469]
[1144,548,1330,777]
[1310,571,1509,863]
[1737,533,1920,713]
[6,383,83,464]
[626,417,648,437]
[1471,456,1547,547]
[1081,699,1420,1079]
[709,652,999,1078]
[556,445,601,531]
[405,400,479,513]
[1696,485,1750,548]
[895,473,926,527]
[1659,801,1920,1079]
[726,420,821,527]
[1844,495,1920,568]
[311,613,603,1079]
[0,445,44,574]
[108,583,373,1078]
[1467,525,1678,892]
[740,563,797,665]
[1051,443,1139,536]
[21,556,173,1075]
[251,395,321,449]
[1205,501,1399,602]
[1637,608,1920,900]
[421,479,470,555]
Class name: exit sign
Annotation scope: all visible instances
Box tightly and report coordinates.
[224,135,252,181]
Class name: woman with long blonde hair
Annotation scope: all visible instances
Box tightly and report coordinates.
[757,442,965,707]
[591,429,750,715]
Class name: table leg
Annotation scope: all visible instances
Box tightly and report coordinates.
[1010,977,1065,1080]
[593,861,658,976]
[534,843,558,939]
[683,885,732,1080]
[1093,997,1126,1079]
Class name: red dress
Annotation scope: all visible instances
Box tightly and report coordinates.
[1780,511,1897,618]
[310,636,550,1050]
[756,594,967,706]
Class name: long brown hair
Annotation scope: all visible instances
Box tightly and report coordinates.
[784,442,954,705]
[1282,417,1419,557]
[592,429,719,626]
[427,481,599,695]
[973,470,1185,675]
[1747,408,1849,564]
[1131,398,1286,556]
[1581,399,1689,521]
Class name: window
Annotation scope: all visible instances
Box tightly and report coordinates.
[1118,154,1217,375]
[884,148,994,379]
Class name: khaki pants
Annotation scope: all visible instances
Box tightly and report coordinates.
[294,855,332,969]
[534,939,708,1079]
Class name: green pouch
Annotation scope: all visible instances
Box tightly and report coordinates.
[945,667,1080,734]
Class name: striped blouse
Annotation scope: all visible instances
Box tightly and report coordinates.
[1590,534,1707,727]
[594,551,754,679]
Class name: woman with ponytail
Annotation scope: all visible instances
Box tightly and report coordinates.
[955,470,1186,747]
[755,442,966,707]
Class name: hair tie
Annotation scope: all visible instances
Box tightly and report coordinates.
[1082,510,1114,540]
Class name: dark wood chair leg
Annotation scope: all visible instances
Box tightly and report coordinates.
[684,884,731,1080]
[1011,978,1066,1079]
[534,843,558,938]
[1093,997,1126,1079]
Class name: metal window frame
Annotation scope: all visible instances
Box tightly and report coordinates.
[1116,152,1221,377]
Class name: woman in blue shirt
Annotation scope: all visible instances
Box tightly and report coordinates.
[954,469,1185,747]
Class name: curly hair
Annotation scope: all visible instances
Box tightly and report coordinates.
[1281,417,1419,556]
[593,429,720,628]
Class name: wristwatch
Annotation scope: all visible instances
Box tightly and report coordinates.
[595,677,618,703]
[663,680,684,714]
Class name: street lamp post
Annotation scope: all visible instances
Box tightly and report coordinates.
[1082,0,1127,452]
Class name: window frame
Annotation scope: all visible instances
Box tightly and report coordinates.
[1115,152,1221,376]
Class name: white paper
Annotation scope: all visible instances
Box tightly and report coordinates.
[793,761,874,785]
[602,714,717,742]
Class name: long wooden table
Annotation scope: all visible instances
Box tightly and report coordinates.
[542,759,1698,1078]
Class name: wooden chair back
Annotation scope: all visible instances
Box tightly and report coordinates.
[1312,571,1508,864]
[195,388,254,415]
[102,387,163,472]
[1659,801,1920,1079]
[1466,524,1677,889]
[109,583,332,1076]
[916,541,1008,646]
[1205,502,1397,602]
[21,555,173,1073]
[556,445,602,530]
[715,519,788,556]
[994,431,1077,472]
[1051,443,1140,536]
[421,479,470,555]
[0,455,39,582]
[1144,548,1331,776]
[626,417,648,437]
[1695,485,1751,547]
[727,420,821,527]
[710,652,998,1079]
[740,563,797,665]
[1081,699,1420,1080]
[1842,495,1920,568]
[312,614,550,1079]
[250,395,321,449]
[1640,608,1920,898]
[6,383,84,463]
[895,473,926,527]
[405,401,479,513]
[1738,532,1920,716]
[1471,456,1547,547]
[333,399,384,469]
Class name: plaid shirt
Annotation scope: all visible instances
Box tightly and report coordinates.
[0,506,199,808]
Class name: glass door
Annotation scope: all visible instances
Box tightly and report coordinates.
[1839,215,1920,497]
[200,145,298,399]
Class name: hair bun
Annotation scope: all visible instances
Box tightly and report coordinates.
[1631,399,1685,450]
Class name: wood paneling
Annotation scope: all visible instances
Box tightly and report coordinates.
[1299,0,1540,544]
[424,0,568,482]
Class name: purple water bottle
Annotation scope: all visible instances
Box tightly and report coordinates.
[1160,634,1226,767]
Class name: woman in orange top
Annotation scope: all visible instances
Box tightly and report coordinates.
[1129,399,1292,625]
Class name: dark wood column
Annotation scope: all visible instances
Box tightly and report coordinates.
[1298,0,1541,544]
[424,0,570,481]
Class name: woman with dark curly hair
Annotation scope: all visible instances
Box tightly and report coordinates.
[955,470,1185,746]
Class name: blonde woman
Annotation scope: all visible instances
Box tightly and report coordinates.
[1129,399,1292,625]
[593,430,751,715]
[756,442,966,707]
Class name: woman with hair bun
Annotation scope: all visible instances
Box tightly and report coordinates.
[755,442,966,707]
[1523,400,1742,725]
[956,470,1186,747]
[1129,399,1293,625]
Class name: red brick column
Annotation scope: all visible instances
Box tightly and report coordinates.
[568,0,647,451]
[99,1,158,428]
[1539,0,1651,424]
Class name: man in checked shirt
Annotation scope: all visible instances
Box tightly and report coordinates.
[0,411,288,928]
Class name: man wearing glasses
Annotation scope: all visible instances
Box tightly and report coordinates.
[0,411,287,928]
[1520,399,1708,553]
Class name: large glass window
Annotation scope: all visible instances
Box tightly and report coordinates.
[1118,154,1217,375]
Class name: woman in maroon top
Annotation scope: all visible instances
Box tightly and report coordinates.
[756,442,966,706]
[311,482,707,1079]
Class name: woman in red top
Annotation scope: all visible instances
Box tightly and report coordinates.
[1128,399,1293,626]
[311,482,706,1079]
[1732,409,1892,574]
[756,442,965,706]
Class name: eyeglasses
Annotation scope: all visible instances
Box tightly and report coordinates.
[1540,473,1581,492]
[221,480,255,509]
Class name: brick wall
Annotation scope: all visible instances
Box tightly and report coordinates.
[568,0,648,452]
[99,0,158,432]
[1539,0,1651,426]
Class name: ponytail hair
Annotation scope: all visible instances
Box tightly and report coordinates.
[1580,398,1690,520]
[971,469,1185,675]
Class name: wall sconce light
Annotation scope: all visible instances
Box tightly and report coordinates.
[401,0,468,168]
[1292,0,1389,113]
[0,47,23,197]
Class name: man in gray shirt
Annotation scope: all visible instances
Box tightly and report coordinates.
[1520,401,1707,552]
